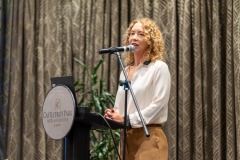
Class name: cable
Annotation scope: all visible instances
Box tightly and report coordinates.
[93,112,122,160]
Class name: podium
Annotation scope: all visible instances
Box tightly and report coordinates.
[43,76,125,160]
[63,107,124,160]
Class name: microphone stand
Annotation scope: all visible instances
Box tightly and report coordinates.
[114,52,150,160]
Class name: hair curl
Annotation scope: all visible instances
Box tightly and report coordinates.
[123,18,165,65]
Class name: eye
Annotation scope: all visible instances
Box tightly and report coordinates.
[130,32,135,36]
[138,32,145,36]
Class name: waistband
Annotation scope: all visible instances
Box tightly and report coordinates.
[126,124,163,133]
[147,124,162,128]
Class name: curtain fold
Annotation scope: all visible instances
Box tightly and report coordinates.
[0,0,240,159]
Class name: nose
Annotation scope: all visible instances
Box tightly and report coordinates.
[132,34,139,40]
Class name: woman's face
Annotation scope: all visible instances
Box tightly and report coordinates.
[128,22,149,55]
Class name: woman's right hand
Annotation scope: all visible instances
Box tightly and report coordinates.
[104,109,113,119]
[104,108,124,123]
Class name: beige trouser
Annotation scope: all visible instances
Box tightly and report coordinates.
[120,125,168,160]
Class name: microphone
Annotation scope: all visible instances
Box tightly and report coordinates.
[99,45,135,54]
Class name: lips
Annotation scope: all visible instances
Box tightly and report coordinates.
[131,43,139,46]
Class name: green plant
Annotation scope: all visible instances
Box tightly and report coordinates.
[74,58,120,160]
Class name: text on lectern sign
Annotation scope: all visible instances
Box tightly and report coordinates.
[42,85,75,140]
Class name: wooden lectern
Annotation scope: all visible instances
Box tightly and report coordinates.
[50,76,124,160]
[63,107,124,160]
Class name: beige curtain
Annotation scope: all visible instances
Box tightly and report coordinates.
[0,0,240,159]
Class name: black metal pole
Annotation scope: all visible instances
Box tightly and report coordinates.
[123,81,129,160]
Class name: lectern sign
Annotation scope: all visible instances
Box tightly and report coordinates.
[42,85,75,140]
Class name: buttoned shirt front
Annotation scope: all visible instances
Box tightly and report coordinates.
[114,60,171,128]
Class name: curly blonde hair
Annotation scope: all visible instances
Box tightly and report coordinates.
[123,18,165,65]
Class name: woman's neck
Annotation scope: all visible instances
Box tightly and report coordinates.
[133,54,145,66]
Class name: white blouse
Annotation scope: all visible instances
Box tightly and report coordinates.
[114,60,171,128]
